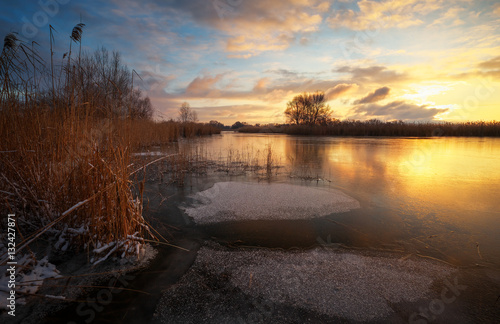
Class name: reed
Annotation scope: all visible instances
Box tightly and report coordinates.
[0,26,214,261]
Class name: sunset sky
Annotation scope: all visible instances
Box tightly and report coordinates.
[1,0,500,124]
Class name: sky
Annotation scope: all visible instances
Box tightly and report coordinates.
[1,0,500,125]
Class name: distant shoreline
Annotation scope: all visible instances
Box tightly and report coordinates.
[234,121,500,137]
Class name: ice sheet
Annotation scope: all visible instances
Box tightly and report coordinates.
[182,182,361,224]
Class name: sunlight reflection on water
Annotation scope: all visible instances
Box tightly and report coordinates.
[182,132,500,267]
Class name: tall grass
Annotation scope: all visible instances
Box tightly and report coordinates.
[0,27,216,261]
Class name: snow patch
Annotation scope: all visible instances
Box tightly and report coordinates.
[0,256,61,310]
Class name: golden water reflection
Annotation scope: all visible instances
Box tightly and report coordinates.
[193,132,500,265]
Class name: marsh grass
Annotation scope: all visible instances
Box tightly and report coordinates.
[162,141,284,181]
[0,27,217,263]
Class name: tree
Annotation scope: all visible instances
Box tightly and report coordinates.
[231,121,247,129]
[209,120,225,129]
[284,91,332,125]
[178,102,198,123]
[128,89,154,119]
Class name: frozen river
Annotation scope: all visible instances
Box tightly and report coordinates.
[48,132,500,323]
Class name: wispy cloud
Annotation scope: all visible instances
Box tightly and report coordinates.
[429,7,465,27]
[327,0,442,30]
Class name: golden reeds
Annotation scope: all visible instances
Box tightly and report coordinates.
[0,25,217,261]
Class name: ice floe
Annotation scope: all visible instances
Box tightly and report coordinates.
[182,182,361,224]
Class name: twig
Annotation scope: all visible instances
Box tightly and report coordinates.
[129,153,179,176]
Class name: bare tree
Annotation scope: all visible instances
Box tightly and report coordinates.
[178,102,198,123]
[284,91,332,125]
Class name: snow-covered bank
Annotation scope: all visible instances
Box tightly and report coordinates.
[154,243,457,323]
[181,182,360,224]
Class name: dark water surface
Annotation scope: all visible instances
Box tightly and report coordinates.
[46,132,500,323]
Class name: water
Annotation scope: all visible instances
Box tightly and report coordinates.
[189,132,500,268]
[48,132,500,323]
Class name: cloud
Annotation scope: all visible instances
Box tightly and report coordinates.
[193,104,283,124]
[136,69,175,97]
[493,3,500,16]
[265,69,301,78]
[125,0,326,57]
[185,74,225,97]
[476,55,500,79]
[225,34,292,56]
[262,89,294,103]
[327,0,442,30]
[253,78,270,92]
[215,1,325,57]
[336,65,408,84]
[325,83,358,100]
[454,55,500,80]
[429,7,465,27]
[351,100,448,121]
[354,86,391,104]
[299,37,310,46]
[227,53,253,59]
[478,56,500,70]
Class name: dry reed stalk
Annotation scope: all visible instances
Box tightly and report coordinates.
[0,26,194,262]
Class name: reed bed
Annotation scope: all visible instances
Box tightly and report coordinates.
[239,120,500,137]
[163,142,283,181]
[0,27,217,263]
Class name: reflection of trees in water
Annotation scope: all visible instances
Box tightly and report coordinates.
[284,138,393,191]
[285,139,326,178]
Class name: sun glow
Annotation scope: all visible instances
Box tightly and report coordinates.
[401,84,454,106]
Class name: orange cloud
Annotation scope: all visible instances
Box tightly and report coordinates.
[253,78,270,92]
[186,74,225,97]
[263,89,294,103]
[325,83,358,100]
[219,1,324,57]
